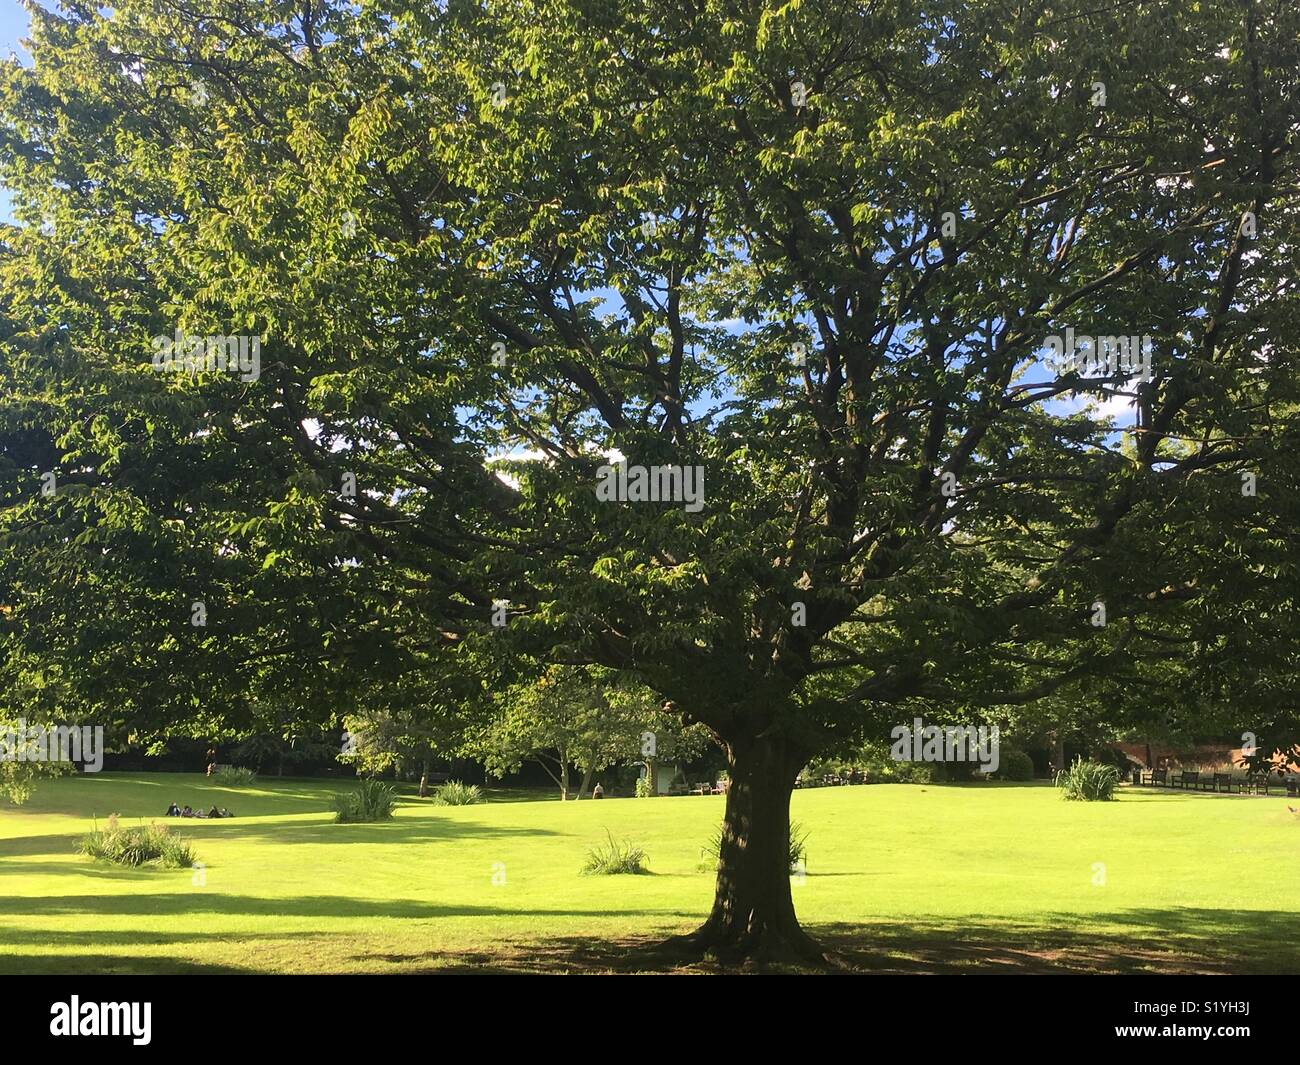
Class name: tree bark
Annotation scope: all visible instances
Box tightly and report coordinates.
[577,759,597,800]
[669,732,825,965]
[418,758,430,798]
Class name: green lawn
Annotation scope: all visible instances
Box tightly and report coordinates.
[1,773,1297,973]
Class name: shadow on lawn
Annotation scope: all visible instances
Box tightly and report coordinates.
[181,816,561,848]
[0,954,257,976]
[368,907,1300,975]
[3,905,1296,975]
[0,817,559,866]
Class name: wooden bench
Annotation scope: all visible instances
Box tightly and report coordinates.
[1243,772,1293,796]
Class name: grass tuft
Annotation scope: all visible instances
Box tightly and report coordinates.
[78,814,197,868]
[430,781,482,806]
[332,779,397,823]
[1056,758,1121,801]
[581,830,648,875]
[214,766,257,786]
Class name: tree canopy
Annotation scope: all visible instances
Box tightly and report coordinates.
[2,0,1298,958]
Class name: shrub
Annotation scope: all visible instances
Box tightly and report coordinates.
[214,766,257,786]
[1056,757,1120,801]
[995,748,1036,781]
[79,815,197,868]
[581,830,648,875]
[430,780,482,806]
[802,749,933,785]
[333,779,397,823]
[699,821,809,873]
[634,776,653,798]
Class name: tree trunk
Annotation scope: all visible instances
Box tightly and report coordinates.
[418,758,430,798]
[669,733,825,966]
[560,760,569,802]
[577,760,597,800]
[647,756,659,796]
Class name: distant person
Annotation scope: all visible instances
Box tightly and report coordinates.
[181,805,194,818]
[592,782,604,799]
[208,806,220,819]
[218,808,233,818]
[205,747,217,776]
[165,802,180,817]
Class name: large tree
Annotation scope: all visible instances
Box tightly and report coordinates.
[2,0,1299,963]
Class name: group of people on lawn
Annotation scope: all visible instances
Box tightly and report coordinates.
[165,802,234,819]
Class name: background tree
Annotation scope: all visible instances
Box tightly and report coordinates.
[477,666,704,799]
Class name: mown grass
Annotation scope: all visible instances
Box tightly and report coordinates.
[0,772,1297,973]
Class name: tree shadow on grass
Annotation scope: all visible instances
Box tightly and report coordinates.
[183,816,561,848]
[0,925,324,954]
[0,892,698,922]
[0,817,559,867]
[0,953,257,975]
[3,904,1295,974]
[0,859,178,881]
[359,906,1300,974]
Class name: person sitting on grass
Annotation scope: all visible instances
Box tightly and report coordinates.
[219,808,233,818]
[592,782,604,799]
[165,802,180,817]
[181,805,194,818]
[208,806,220,819]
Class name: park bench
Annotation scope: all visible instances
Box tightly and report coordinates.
[1176,770,1199,790]
[1212,772,1234,793]
[1245,773,1273,795]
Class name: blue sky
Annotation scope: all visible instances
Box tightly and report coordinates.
[0,0,33,221]
[0,0,31,58]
